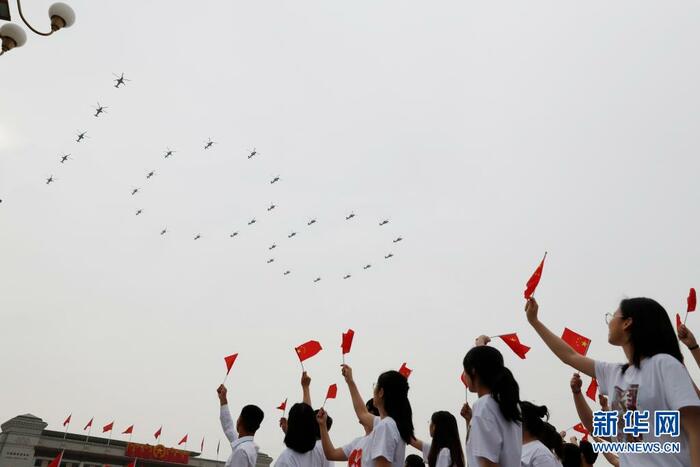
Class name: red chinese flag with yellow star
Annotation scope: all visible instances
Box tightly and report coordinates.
[295,340,322,362]
[573,423,588,435]
[561,328,591,356]
[586,378,598,402]
[524,252,547,299]
[498,333,531,359]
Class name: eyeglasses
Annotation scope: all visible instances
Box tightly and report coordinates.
[605,312,615,325]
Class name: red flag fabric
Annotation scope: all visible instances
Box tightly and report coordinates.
[677,313,683,330]
[154,426,162,440]
[326,384,338,400]
[295,340,323,362]
[398,362,412,378]
[586,378,598,402]
[573,423,588,435]
[122,424,134,435]
[498,333,531,359]
[63,414,71,427]
[48,452,64,467]
[224,353,238,374]
[126,461,137,467]
[689,288,697,313]
[277,399,287,411]
[561,328,591,356]
[178,434,188,445]
[103,421,114,433]
[524,252,547,299]
[460,372,468,387]
[200,437,205,452]
[341,329,355,355]
[84,418,93,430]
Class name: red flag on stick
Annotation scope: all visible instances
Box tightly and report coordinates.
[573,423,588,435]
[689,288,697,312]
[398,362,412,378]
[103,421,114,433]
[326,384,338,400]
[48,452,64,467]
[154,426,162,440]
[498,333,531,359]
[524,252,547,299]
[460,372,468,387]
[126,460,137,467]
[84,418,93,430]
[295,340,322,362]
[277,399,287,411]
[561,328,591,356]
[586,378,598,402]
[341,329,355,355]
[178,434,188,446]
[224,354,238,374]
[122,425,134,435]
[63,414,71,427]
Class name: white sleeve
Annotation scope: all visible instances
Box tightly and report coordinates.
[658,356,700,410]
[220,405,239,443]
[342,438,358,458]
[435,448,451,467]
[369,421,399,463]
[468,413,501,463]
[594,360,619,396]
[421,441,431,462]
[530,451,559,467]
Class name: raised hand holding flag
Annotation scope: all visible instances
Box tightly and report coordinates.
[524,252,547,299]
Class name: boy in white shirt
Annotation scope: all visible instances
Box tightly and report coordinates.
[218,384,265,467]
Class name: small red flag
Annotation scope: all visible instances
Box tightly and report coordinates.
[295,340,323,362]
[84,418,93,430]
[460,372,468,387]
[63,414,71,427]
[341,329,355,355]
[326,384,338,400]
[103,421,114,433]
[200,437,205,452]
[586,378,598,402]
[398,362,412,378]
[689,288,697,313]
[126,460,137,467]
[178,434,188,445]
[524,252,547,299]
[573,423,588,435]
[48,452,64,467]
[224,353,238,374]
[677,313,683,330]
[154,426,162,440]
[277,399,287,411]
[122,425,134,435]
[561,328,591,356]
[498,333,531,359]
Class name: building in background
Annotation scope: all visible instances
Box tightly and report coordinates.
[0,414,273,467]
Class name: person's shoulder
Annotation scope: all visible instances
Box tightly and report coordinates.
[648,353,683,367]
[473,394,498,414]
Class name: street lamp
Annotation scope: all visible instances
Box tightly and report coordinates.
[0,0,75,56]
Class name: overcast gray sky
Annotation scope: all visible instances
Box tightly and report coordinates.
[2,0,700,461]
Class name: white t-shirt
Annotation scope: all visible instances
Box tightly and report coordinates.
[314,439,333,467]
[421,441,453,467]
[274,447,318,467]
[520,440,560,467]
[595,354,700,467]
[466,394,522,467]
[343,435,370,467]
[220,405,259,467]
[361,416,407,467]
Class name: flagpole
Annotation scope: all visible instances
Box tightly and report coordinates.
[85,424,92,449]
[129,432,133,444]
[108,426,113,447]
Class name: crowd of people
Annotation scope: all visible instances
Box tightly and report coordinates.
[215,297,700,467]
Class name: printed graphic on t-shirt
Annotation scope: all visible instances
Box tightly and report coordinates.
[348,448,362,467]
[612,384,641,442]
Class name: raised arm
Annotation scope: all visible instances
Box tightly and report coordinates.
[525,298,596,377]
[301,371,312,406]
[217,384,238,443]
[316,408,348,461]
[570,373,593,433]
[342,364,375,431]
[460,402,472,445]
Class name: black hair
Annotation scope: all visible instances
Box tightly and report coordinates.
[463,346,521,423]
[376,370,415,443]
[427,411,465,467]
[619,297,683,373]
[366,398,379,416]
[239,405,264,433]
[312,409,333,440]
[579,440,598,464]
[283,403,317,454]
[404,454,424,467]
[561,443,581,467]
[521,402,562,457]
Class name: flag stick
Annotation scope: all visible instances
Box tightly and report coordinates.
[222,371,230,385]
[84,425,92,449]
[107,427,113,447]
[129,432,133,444]
[684,311,690,325]
[322,398,328,409]
[342,353,345,365]
[300,359,305,372]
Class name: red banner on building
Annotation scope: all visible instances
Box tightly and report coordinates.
[125,443,189,464]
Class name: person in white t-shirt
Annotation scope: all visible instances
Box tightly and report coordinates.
[317,398,380,466]
[274,402,324,467]
[525,296,700,467]
[462,345,523,467]
[520,401,563,467]
[217,384,264,467]
[408,411,465,467]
